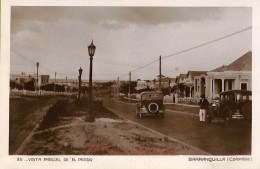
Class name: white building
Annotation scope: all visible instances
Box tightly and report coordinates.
[194,51,252,100]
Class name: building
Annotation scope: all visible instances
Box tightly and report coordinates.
[154,74,174,89]
[194,51,252,100]
[136,80,155,90]
[10,73,36,87]
[41,75,50,86]
[10,73,50,88]
[186,71,208,97]
[175,74,187,97]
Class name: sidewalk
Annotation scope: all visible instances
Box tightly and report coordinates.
[164,102,199,108]
[123,96,199,108]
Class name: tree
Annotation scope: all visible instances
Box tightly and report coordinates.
[24,80,35,91]
[178,83,185,97]
[137,85,154,93]
[161,88,170,96]
[40,83,65,92]
[10,81,23,90]
[119,82,137,96]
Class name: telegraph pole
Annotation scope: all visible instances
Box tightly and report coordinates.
[36,62,39,94]
[54,72,56,93]
[129,72,131,103]
[117,77,119,100]
[159,55,161,91]
[78,67,83,99]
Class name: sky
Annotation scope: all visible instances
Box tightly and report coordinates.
[11,7,252,81]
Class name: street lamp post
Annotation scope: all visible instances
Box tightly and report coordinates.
[78,67,83,99]
[88,40,96,121]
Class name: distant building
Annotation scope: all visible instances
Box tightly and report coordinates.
[10,73,50,88]
[10,73,36,87]
[136,80,155,90]
[154,74,174,89]
[186,71,207,97]
[194,51,252,100]
[41,75,50,86]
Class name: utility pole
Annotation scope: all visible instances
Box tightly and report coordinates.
[114,81,116,99]
[159,55,161,91]
[117,77,119,100]
[36,62,39,94]
[78,67,83,99]
[54,72,56,93]
[129,72,131,103]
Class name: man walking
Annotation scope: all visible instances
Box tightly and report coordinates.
[199,95,209,122]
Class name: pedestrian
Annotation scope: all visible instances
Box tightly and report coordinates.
[199,94,209,122]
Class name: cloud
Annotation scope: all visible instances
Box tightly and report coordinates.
[11,7,239,33]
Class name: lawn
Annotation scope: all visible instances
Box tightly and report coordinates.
[9,96,66,154]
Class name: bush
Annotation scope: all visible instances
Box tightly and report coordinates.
[39,99,75,129]
[39,98,119,129]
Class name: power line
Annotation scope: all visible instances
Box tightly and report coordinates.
[124,26,252,79]
[162,26,252,60]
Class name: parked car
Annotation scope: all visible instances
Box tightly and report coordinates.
[136,91,165,118]
[208,90,252,126]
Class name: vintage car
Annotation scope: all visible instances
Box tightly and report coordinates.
[136,91,165,118]
[208,90,252,125]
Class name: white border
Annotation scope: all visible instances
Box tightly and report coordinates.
[1,0,260,169]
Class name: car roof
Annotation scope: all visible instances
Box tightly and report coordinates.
[140,91,163,96]
[220,90,252,95]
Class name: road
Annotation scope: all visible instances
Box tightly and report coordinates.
[103,98,251,155]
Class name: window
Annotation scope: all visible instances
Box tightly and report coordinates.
[241,83,247,90]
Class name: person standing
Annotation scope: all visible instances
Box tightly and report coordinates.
[199,95,209,122]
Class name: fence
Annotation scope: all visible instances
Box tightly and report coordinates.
[177,97,200,105]
[10,89,77,97]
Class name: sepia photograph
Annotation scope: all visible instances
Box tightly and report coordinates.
[8,6,252,157]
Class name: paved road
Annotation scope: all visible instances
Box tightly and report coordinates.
[103,99,251,155]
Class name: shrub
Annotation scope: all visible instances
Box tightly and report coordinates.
[39,99,75,129]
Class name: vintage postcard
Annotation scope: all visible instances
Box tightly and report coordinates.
[1,0,260,169]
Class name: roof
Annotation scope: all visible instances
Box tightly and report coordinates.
[211,65,228,72]
[179,74,187,80]
[187,71,208,77]
[156,74,165,77]
[211,51,252,72]
[140,91,162,95]
[169,78,176,81]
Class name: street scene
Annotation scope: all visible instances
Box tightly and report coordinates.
[10,7,252,155]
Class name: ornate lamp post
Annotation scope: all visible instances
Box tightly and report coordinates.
[78,67,83,99]
[88,40,96,121]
